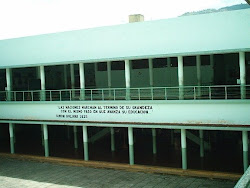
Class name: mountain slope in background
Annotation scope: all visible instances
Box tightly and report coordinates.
[181,3,249,16]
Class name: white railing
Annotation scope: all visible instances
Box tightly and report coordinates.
[0,85,249,102]
[234,165,250,188]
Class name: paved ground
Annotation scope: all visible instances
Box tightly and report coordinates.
[0,157,236,188]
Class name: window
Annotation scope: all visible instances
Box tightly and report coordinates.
[132,59,148,69]
[183,56,196,66]
[97,62,107,71]
[111,61,124,70]
[201,55,210,65]
[153,58,167,68]
[170,57,178,67]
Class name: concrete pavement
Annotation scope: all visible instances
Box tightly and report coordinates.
[0,156,236,188]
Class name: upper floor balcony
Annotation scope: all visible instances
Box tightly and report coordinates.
[0,10,249,105]
[1,85,250,102]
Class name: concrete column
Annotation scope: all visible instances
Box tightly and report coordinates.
[239,52,246,99]
[40,65,46,101]
[199,130,204,157]
[181,129,187,170]
[82,126,89,161]
[73,126,78,149]
[40,66,45,90]
[70,64,75,98]
[70,64,75,89]
[64,65,68,89]
[196,55,201,96]
[210,55,214,84]
[107,61,112,98]
[13,124,16,143]
[41,125,44,146]
[125,60,131,100]
[36,67,40,79]
[178,56,184,100]
[43,124,49,157]
[152,128,157,155]
[242,131,248,172]
[6,68,12,101]
[149,59,153,87]
[167,57,171,87]
[196,55,201,86]
[110,127,115,152]
[9,123,15,154]
[94,63,98,88]
[149,59,154,98]
[79,63,85,100]
[36,67,41,101]
[128,127,134,165]
[107,61,112,88]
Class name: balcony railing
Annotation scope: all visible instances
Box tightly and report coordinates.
[0,85,249,102]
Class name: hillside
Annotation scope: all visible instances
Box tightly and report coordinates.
[181,3,249,16]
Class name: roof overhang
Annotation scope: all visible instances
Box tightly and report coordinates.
[0,9,249,69]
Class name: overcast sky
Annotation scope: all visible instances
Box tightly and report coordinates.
[0,0,246,40]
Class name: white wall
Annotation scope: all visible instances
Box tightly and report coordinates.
[1,100,250,126]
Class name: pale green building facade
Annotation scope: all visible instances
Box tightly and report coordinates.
[0,9,250,174]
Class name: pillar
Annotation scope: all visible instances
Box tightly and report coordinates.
[43,124,49,157]
[13,124,16,144]
[128,127,134,165]
[210,55,214,84]
[107,61,112,98]
[107,61,112,88]
[178,56,184,100]
[199,130,204,157]
[149,59,153,87]
[125,60,131,100]
[9,123,15,154]
[70,64,75,98]
[196,55,201,96]
[79,63,85,100]
[64,65,68,89]
[242,131,248,172]
[73,126,78,149]
[36,67,40,79]
[36,67,40,101]
[110,127,115,152]
[149,59,153,98]
[167,57,171,88]
[94,63,98,88]
[41,125,44,146]
[181,129,187,170]
[6,68,12,101]
[152,128,157,155]
[239,52,246,99]
[40,65,46,101]
[82,126,89,161]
